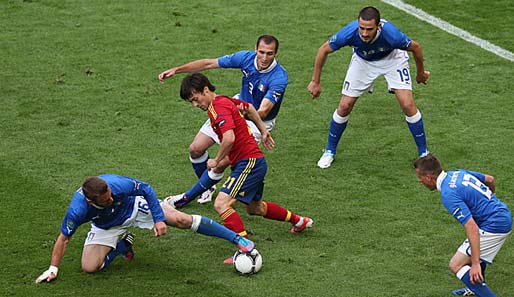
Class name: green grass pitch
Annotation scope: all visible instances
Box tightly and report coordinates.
[1,0,513,296]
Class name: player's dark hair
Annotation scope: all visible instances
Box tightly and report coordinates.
[82,176,108,202]
[180,73,216,100]
[413,154,443,176]
[256,35,279,53]
[359,6,381,25]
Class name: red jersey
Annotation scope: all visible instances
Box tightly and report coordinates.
[208,96,263,165]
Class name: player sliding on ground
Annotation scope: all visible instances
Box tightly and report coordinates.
[35,174,254,283]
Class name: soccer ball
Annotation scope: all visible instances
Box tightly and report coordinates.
[233,249,262,275]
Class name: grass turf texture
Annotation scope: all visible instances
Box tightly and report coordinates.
[1,0,513,296]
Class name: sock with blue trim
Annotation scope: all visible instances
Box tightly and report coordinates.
[190,152,209,178]
[326,110,348,153]
[456,265,496,297]
[405,110,428,157]
[185,169,223,200]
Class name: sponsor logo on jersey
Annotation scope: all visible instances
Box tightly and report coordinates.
[238,191,245,197]
[272,90,282,100]
[66,220,75,234]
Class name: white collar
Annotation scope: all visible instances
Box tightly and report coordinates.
[254,57,277,74]
[436,171,447,192]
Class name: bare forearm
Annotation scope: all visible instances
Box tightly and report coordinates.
[464,219,481,266]
[246,104,268,135]
[50,233,70,267]
[176,59,218,74]
[311,49,329,83]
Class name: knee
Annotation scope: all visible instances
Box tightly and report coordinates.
[189,142,207,159]
[448,258,462,274]
[173,215,192,229]
[166,211,191,229]
[336,104,352,116]
[82,262,101,274]
[213,200,226,214]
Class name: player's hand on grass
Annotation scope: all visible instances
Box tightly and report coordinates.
[307,81,321,99]
[153,221,167,237]
[416,70,430,84]
[35,266,58,283]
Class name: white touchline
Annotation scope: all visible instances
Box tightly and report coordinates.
[381,0,514,62]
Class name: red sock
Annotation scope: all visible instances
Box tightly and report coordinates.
[264,202,300,225]
[220,208,248,238]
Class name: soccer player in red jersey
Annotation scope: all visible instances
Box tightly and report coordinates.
[179,73,313,249]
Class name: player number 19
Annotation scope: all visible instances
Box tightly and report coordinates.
[396,68,410,82]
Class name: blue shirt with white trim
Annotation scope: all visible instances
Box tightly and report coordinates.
[60,174,165,237]
[328,19,412,61]
[438,170,512,234]
[217,50,288,122]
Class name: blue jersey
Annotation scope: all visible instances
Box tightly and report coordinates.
[438,170,512,234]
[328,19,412,61]
[217,50,288,122]
[60,174,165,237]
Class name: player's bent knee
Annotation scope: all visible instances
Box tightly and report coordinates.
[189,144,207,159]
[81,262,102,274]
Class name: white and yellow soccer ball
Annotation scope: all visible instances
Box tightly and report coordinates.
[233,249,262,275]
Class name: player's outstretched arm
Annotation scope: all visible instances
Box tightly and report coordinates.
[35,233,70,283]
[406,41,430,84]
[308,42,333,99]
[158,59,220,83]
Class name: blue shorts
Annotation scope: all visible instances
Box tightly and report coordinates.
[220,158,267,205]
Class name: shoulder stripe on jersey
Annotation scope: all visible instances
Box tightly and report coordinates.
[208,103,217,119]
[229,158,256,197]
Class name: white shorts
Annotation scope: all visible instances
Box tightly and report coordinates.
[342,49,412,97]
[84,196,160,249]
[457,229,511,264]
[199,118,275,145]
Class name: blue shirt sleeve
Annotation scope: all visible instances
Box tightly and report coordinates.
[328,20,358,51]
[217,50,251,69]
[60,189,89,237]
[264,73,287,104]
[381,21,412,49]
[442,190,472,226]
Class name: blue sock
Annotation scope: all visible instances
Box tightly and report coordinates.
[326,119,347,153]
[102,238,128,269]
[191,158,208,179]
[406,117,428,157]
[193,216,237,243]
[185,170,219,200]
[459,268,496,296]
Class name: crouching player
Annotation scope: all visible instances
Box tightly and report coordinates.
[35,174,254,283]
[414,154,512,296]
